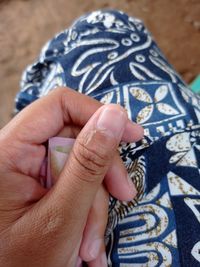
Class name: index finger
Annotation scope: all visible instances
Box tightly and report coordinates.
[1,87,143,145]
[1,87,101,144]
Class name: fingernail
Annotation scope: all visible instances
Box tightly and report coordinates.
[97,106,127,141]
[100,252,108,267]
[127,174,137,198]
[88,239,102,259]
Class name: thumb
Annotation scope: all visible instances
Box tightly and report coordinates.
[59,104,128,211]
[25,104,128,265]
[48,104,127,226]
[65,103,128,186]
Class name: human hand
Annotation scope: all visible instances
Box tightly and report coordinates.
[0,88,143,267]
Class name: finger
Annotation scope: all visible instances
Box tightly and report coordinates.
[1,87,101,144]
[79,185,109,262]
[1,87,143,146]
[48,138,137,201]
[46,137,136,201]
[105,152,137,201]
[53,123,142,202]
[123,120,144,142]
[25,104,129,264]
[56,124,141,201]
[0,87,143,179]
[87,248,107,267]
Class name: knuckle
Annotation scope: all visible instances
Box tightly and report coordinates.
[72,132,111,180]
[72,145,104,178]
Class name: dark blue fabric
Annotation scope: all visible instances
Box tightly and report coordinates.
[15,10,200,266]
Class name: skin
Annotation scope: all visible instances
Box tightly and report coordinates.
[0,87,143,267]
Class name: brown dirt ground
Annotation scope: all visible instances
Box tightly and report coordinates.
[0,0,200,128]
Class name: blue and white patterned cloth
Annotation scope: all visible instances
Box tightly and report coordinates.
[15,10,200,267]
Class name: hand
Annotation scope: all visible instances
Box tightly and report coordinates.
[0,88,143,267]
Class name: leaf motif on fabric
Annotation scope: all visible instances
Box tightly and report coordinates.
[154,85,168,102]
[169,152,186,164]
[166,132,191,152]
[156,103,179,115]
[136,105,154,124]
[100,91,114,104]
[191,241,200,262]
[130,87,152,103]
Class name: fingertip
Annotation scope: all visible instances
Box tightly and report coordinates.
[122,120,144,142]
[105,155,137,201]
[80,238,103,262]
[125,174,138,200]
[105,172,137,201]
[87,251,108,267]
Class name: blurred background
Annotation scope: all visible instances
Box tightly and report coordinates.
[0,0,200,128]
